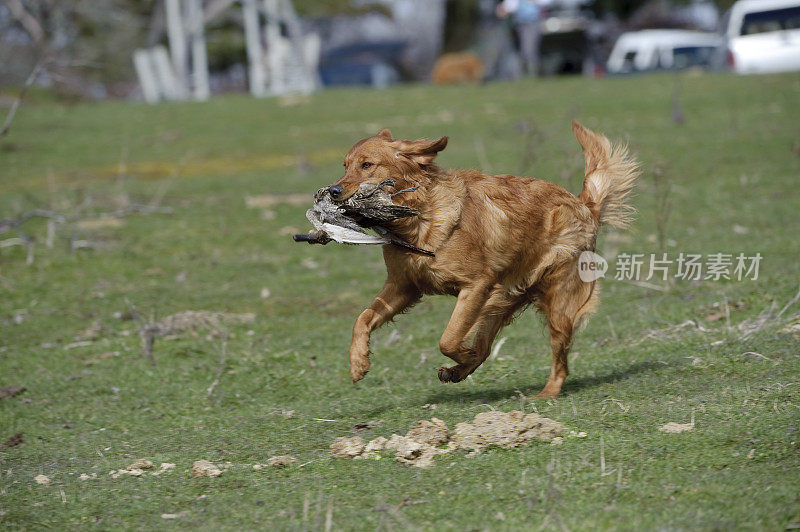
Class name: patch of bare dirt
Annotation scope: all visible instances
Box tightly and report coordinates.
[267,455,297,468]
[384,434,451,468]
[109,460,175,478]
[330,436,366,458]
[405,418,448,447]
[127,459,154,471]
[659,422,694,434]
[451,411,564,452]
[0,386,25,400]
[151,463,176,476]
[331,412,567,468]
[659,412,695,434]
[190,460,222,478]
[2,433,23,448]
[153,311,255,336]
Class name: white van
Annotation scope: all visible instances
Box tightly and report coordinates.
[606,30,722,74]
[723,0,800,74]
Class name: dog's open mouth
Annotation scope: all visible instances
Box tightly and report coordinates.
[293,179,434,256]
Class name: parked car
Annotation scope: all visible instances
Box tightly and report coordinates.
[318,41,405,88]
[606,30,722,74]
[722,0,800,74]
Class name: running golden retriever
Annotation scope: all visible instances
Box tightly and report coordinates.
[327,121,639,398]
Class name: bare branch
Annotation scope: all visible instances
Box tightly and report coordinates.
[0,203,171,238]
[6,0,44,43]
[0,56,46,138]
[0,209,65,236]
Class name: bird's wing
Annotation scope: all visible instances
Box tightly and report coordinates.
[321,223,388,245]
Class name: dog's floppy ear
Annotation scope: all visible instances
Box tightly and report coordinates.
[377,128,393,140]
[397,136,448,166]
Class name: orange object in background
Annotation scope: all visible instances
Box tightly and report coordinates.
[431,52,484,85]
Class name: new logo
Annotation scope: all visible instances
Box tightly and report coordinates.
[578,251,608,282]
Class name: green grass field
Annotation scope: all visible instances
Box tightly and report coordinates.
[1,73,799,530]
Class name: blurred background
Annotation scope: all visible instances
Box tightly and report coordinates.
[2,0,798,102]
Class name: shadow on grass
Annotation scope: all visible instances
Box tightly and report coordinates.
[421,360,666,405]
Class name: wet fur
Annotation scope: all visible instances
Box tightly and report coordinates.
[333,121,640,398]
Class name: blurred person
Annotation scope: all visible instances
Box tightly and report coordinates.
[496,0,549,75]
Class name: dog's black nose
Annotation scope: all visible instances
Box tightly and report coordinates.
[328,185,344,199]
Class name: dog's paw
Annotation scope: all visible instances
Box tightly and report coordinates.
[534,388,560,399]
[437,366,465,383]
[350,360,370,383]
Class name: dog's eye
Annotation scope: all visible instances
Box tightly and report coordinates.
[361,162,373,170]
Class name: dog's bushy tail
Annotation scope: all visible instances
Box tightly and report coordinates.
[572,120,640,229]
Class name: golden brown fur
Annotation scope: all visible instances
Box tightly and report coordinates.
[332,121,640,398]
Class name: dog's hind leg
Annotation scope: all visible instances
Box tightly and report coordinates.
[536,267,598,398]
[350,280,420,383]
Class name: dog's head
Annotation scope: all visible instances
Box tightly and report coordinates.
[327,129,448,202]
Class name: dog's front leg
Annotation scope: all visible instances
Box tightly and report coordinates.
[350,281,420,383]
[437,282,493,383]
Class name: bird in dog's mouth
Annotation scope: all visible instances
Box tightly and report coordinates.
[293,178,435,256]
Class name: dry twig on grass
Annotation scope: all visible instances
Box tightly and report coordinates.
[0,209,66,236]
[0,191,172,264]
[777,282,800,319]
[739,282,800,339]
[0,209,64,264]
[126,301,254,363]
[206,336,228,399]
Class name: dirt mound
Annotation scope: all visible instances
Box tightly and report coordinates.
[330,436,366,458]
[406,418,449,447]
[659,422,694,433]
[330,412,566,468]
[451,411,564,452]
[190,460,222,478]
[267,455,297,467]
[127,459,154,471]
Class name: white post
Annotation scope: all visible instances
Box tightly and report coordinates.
[187,0,210,100]
[280,0,317,93]
[152,45,183,101]
[133,49,161,104]
[263,0,284,94]
[243,0,266,96]
[165,0,188,97]
[302,32,321,92]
